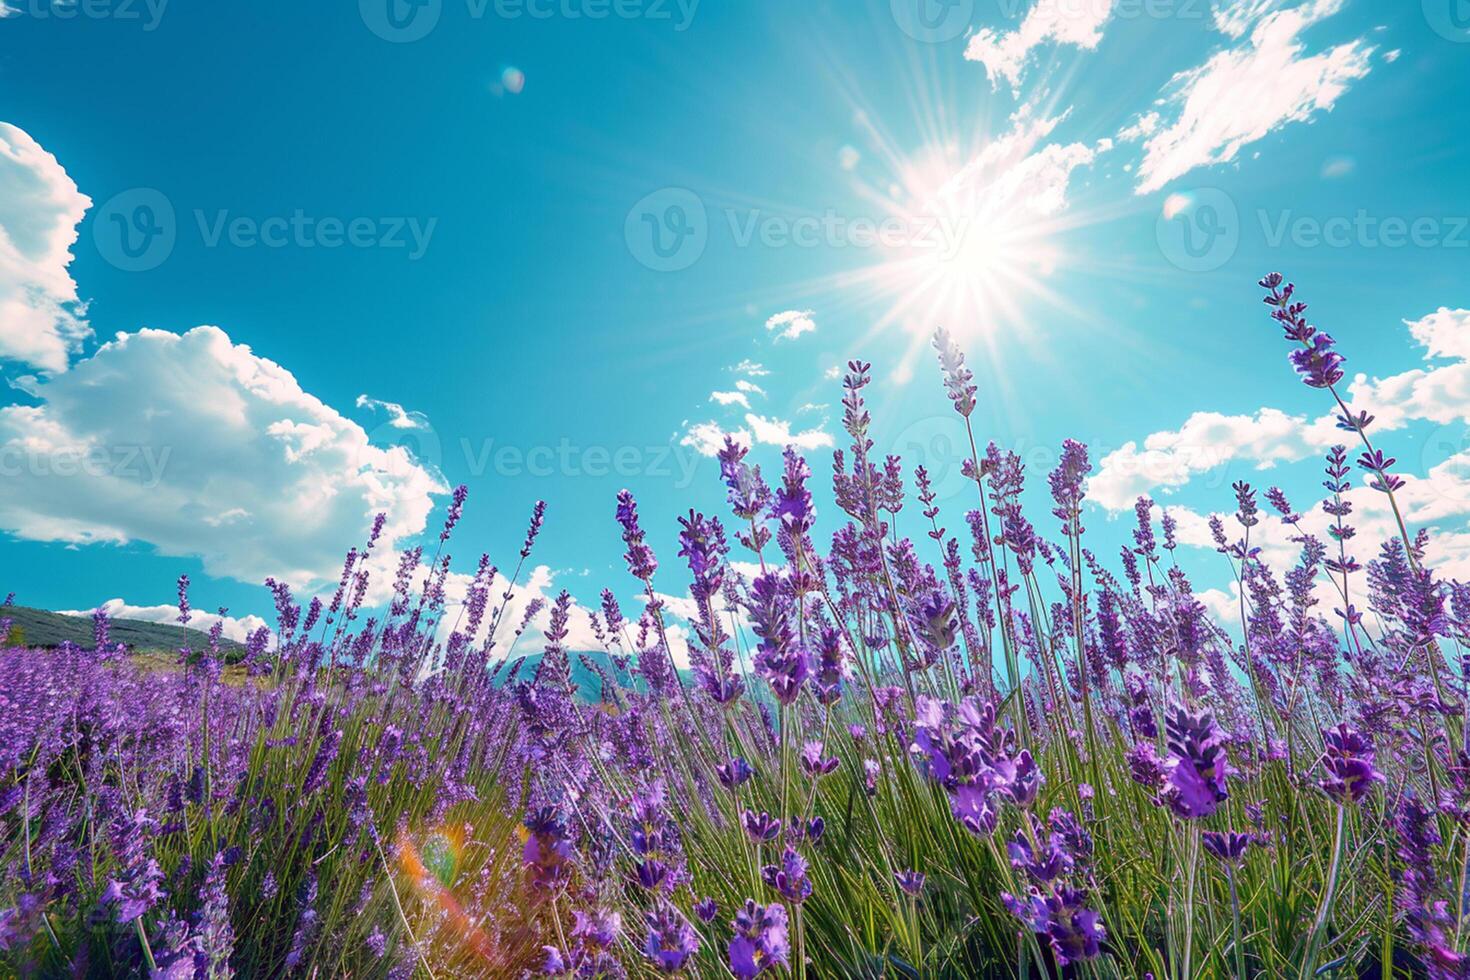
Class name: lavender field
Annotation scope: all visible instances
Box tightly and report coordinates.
[0,272,1463,978]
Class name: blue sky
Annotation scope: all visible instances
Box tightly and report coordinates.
[1,0,1469,649]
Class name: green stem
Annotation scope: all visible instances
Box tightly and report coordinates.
[1301,807,1346,978]
[1228,867,1247,980]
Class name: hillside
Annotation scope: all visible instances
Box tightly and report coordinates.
[0,605,246,659]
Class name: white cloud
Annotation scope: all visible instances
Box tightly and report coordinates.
[681,411,833,457]
[766,309,817,342]
[734,359,769,377]
[0,123,93,373]
[1090,407,1314,511]
[60,599,272,645]
[734,379,766,397]
[1091,309,1470,512]
[965,0,1116,91]
[0,326,445,590]
[680,420,750,457]
[711,390,750,409]
[356,394,430,430]
[1212,0,1286,37]
[745,413,834,451]
[924,108,1112,235]
[1117,112,1160,143]
[1133,0,1372,194]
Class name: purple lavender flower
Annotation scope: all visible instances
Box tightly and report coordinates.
[644,903,699,972]
[440,483,469,541]
[1161,707,1229,819]
[521,499,547,558]
[1320,724,1381,805]
[761,846,813,904]
[729,900,789,979]
[1202,831,1251,866]
[194,851,235,977]
[741,810,782,843]
[694,897,719,923]
[932,328,977,417]
[799,741,839,779]
[718,756,754,790]
[616,490,658,582]
[523,807,573,895]
[894,870,926,897]
[1002,887,1105,967]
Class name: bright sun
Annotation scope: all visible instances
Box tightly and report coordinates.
[819,105,1112,383]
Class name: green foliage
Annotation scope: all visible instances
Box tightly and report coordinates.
[1,606,244,660]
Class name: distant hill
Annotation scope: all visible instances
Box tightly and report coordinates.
[0,606,246,660]
[493,650,634,701]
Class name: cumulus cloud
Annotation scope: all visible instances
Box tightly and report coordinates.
[744,413,834,451]
[734,379,766,397]
[356,394,430,430]
[965,0,1116,91]
[1090,407,1314,511]
[680,420,750,457]
[1132,0,1372,194]
[710,390,751,410]
[0,326,445,589]
[924,108,1112,237]
[1091,308,1470,512]
[766,310,817,342]
[680,412,832,457]
[0,123,93,373]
